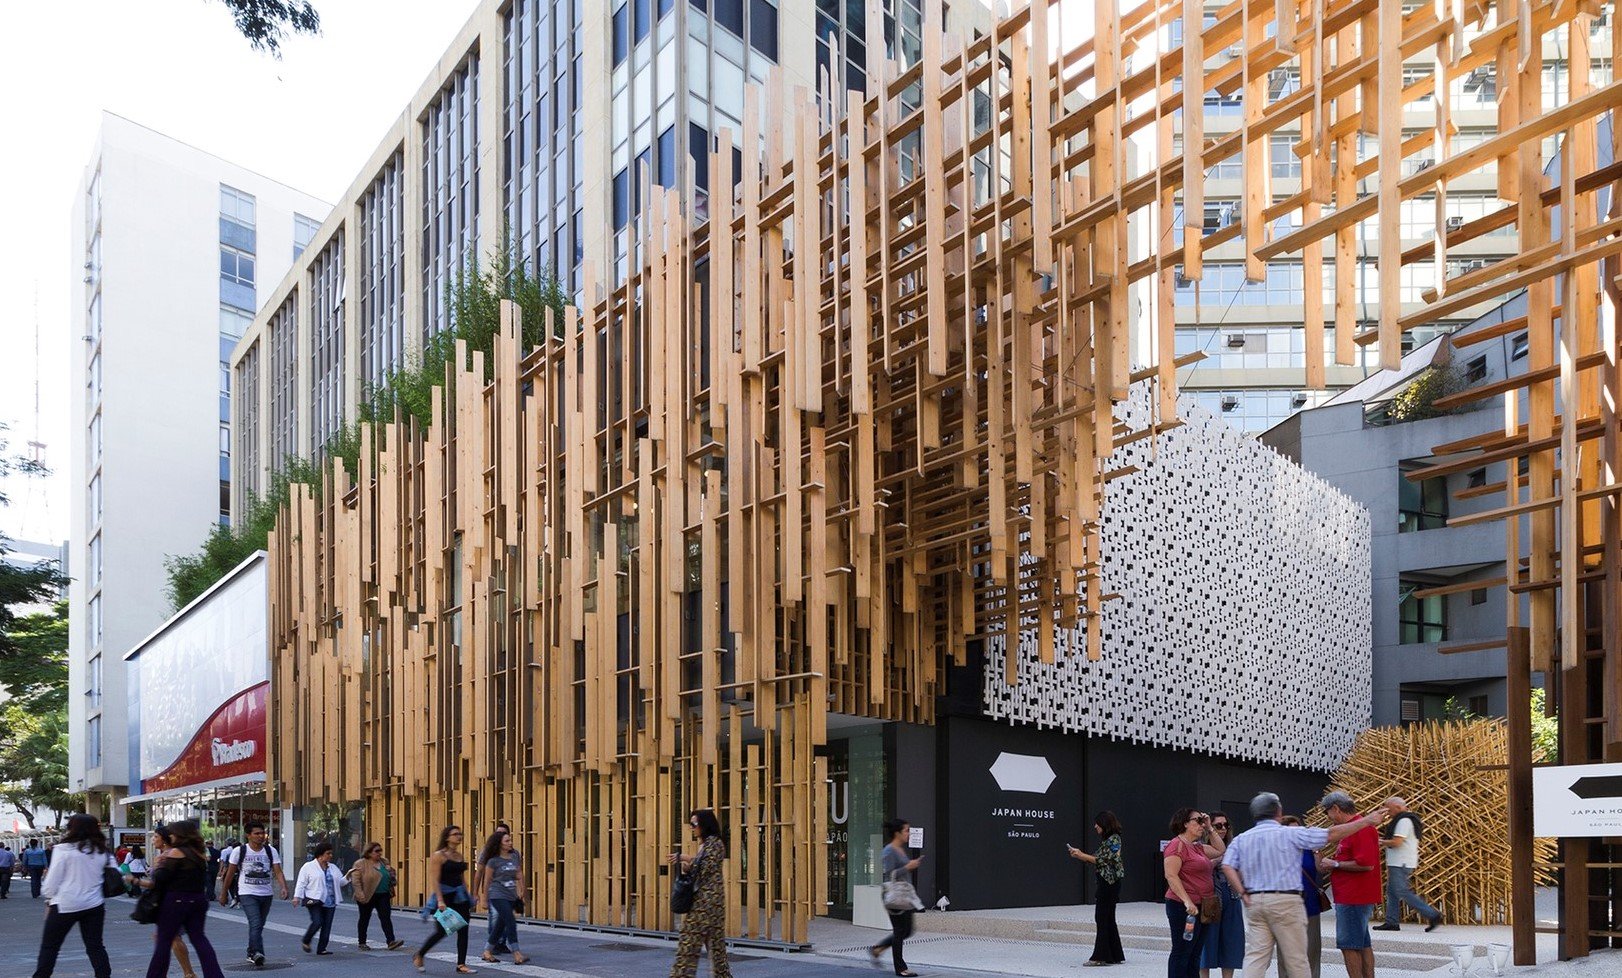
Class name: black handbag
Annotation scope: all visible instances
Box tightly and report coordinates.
[102,865,126,899]
[130,887,163,925]
[670,862,697,914]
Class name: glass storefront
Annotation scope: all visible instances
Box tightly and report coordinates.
[826,722,887,920]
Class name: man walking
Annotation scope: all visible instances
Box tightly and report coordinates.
[1374,797,1441,932]
[1321,792,1382,978]
[219,822,288,967]
[0,843,14,897]
[1222,792,1389,978]
[22,840,50,898]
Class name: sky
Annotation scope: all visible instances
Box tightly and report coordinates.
[0,0,482,546]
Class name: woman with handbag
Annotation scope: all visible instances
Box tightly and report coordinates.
[293,842,346,954]
[1163,808,1225,978]
[667,808,730,978]
[413,826,476,975]
[131,829,198,978]
[867,817,923,977]
[31,813,118,978]
[1199,814,1243,978]
[475,830,528,965]
[1068,810,1126,966]
[349,841,405,950]
[141,820,225,978]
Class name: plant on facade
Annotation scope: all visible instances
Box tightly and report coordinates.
[164,253,568,610]
[1385,363,1466,423]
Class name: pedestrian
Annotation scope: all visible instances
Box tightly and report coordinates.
[1163,808,1225,978]
[1067,810,1125,966]
[0,842,15,898]
[30,813,117,978]
[348,841,405,950]
[133,830,199,978]
[1374,797,1440,933]
[476,830,528,964]
[205,841,220,896]
[413,825,476,975]
[218,821,287,967]
[23,839,50,898]
[116,843,131,866]
[1319,792,1381,978]
[1221,792,1386,978]
[473,823,511,954]
[294,842,346,955]
[1275,816,1327,978]
[140,819,225,978]
[222,839,242,907]
[669,808,733,978]
[1200,813,1243,978]
[126,845,150,883]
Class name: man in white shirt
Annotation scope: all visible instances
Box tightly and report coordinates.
[219,822,288,967]
[1373,797,1441,932]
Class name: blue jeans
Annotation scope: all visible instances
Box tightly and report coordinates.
[485,898,519,953]
[240,894,273,957]
[1165,899,1207,978]
[1384,866,1438,923]
[302,902,336,952]
[1335,902,1374,949]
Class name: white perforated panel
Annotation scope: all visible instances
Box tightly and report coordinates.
[984,395,1371,772]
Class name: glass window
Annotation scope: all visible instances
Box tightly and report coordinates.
[1511,333,1529,360]
[750,0,779,60]
[89,654,102,709]
[88,412,102,468]
[716,0,744,37]
[690,123,710,191]
[613,3,630,65]
[658,126,676,188]
[87,595,102,648]
[613,168,630,228]
[89,533,102,588]
[634,0,650,43]
[87,716,101,769]
[1466,356,1488,383]
[294,213,322,260]
[1399,581,1447,643]
[220,306,253,339]
[1398,471,1448,532]
[220,245,256,286]
[87,352,101,409]
[219,185,256,226]
[88,474,102,526]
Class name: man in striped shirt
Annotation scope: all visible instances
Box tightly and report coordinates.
[1222,792,1389,978]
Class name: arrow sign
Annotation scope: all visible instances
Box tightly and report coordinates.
[1568,776,1622,800]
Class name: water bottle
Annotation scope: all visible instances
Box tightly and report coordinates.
[1183,913,1197,941]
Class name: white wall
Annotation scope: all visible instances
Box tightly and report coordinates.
[68,114,327,799]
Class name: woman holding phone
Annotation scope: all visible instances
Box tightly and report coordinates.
[1068,811,1125,966]
[868,817,923,977]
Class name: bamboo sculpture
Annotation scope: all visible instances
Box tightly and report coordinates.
[265,0,1622,947]
[1325,721,1556,926]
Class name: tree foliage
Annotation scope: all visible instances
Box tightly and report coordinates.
[164,253,567,609]
[215,0,321,57]
[1529,687,1560,762]
[1386,363,1466,423]
[0,704,72,830]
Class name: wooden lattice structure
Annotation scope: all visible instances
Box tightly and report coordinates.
[1325,721,1556,926]
[265,0,1622,949]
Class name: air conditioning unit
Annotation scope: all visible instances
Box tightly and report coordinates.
[1221,395,1240,411]
[1445,216,1465,231]
[1174,272,1193,288]
[1226,44,1244,58]
[1291,392,1309,407]
[1225,334,1247,348]
[1414,158,1435,171]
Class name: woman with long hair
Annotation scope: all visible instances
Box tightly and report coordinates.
[667,808,730,978]
[134,829,198,978]
[1199,812,1243,978]
[867,817,923,977]
[1069,810,1126,966]
[142,820,225,978]
[1163,808,1226,978]
[414,825,476,974]
[348,841,405,950]
[32,813,116,978]
[476,830,527,964]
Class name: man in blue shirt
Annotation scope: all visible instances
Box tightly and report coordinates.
[21,839,50,898]
[0,843,15,898]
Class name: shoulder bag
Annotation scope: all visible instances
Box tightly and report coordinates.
[131,885,163,924]
[102,862,126,899]
[670,858,698,914]
[1303,867,1333,909]
[882,868,922,912]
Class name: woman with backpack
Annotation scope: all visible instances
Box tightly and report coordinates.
[31,813,118,978]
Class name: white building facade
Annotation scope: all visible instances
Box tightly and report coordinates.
[68,114,328,813]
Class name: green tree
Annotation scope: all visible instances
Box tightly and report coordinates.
[0,704,72,830]
[1530,687,1559,762]
[164,254,567,609]
[214,0,321,57]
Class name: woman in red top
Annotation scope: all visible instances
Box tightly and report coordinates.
[1163,809,1226,978]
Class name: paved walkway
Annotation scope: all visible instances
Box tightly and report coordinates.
[3,890,1615,978]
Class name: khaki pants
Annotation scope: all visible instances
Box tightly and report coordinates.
[1275,912,1322,978]
[1244,892,1310,978]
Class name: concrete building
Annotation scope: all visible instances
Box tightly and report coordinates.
[0,537,69,604]
[1174,14,1601,433]
[68,114,328,814]
[1262,295,1534,726]
[227,0,996,501]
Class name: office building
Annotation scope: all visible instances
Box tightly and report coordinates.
[1174,13,1604,433]
[68,114,327,814]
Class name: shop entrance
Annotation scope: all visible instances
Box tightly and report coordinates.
[825,720,886,920]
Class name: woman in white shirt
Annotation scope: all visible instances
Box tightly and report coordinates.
[293,842,348,955]
[33,813,117,978]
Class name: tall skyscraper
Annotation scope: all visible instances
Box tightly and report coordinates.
[68,114,328,814]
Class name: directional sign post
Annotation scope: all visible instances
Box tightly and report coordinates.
[1533,762,1622,836]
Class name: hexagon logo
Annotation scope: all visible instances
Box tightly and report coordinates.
[988,752,1057,794]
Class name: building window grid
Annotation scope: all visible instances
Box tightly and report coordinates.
[309,235,346,456]
[268,294,300,473]
[1399,585,1447,644]
[235,340,261,516]
[360,155,407,389]
[88,473,102,529]
[1398,472,1449,532]
[503,0,579,287]
[1191,389,1330,433]
[422,57,481,339]
[294,212,322,260]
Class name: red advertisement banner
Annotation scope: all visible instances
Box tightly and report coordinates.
[141,682,268,794]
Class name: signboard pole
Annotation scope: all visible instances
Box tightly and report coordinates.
[1560,658,1589,960]
[1506,627,1535,965]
